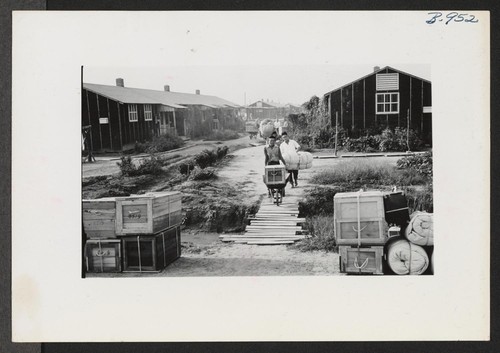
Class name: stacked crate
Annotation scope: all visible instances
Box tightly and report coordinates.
[82,191,182,274]
[116,192,182,273]
[334,191,387,275]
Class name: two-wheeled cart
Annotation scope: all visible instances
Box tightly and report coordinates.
[263,165,287,206]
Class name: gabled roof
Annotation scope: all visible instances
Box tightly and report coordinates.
[83,83,240,109]
[248,100,285,108]
[323,66,431,97]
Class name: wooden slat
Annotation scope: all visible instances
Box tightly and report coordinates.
[220,234,305,239]
[222,238,301,242]
[246,241,295,245]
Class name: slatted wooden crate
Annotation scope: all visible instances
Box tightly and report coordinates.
[264,165,287,185]
[339,246,384,275]
[122,226,181,272]
[82,197,117,239]
[334,191,387,246]
[115,192,182,235]
[85,239,122,273]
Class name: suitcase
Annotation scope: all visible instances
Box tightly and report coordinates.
[383,192,410,227]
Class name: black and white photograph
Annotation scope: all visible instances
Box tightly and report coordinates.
[11,11,489,342]
[81,64,434,277]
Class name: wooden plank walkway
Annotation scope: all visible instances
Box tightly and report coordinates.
[219,195,307,245]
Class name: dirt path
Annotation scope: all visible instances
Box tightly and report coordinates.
[86,142,405,277]
[82,135,253,178]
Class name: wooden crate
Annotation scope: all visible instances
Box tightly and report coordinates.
[334,191,387,246]
[339,246,384,275]
[122,226,181,272]
[85,239,122,273]
[82,197,117,239]
[264,165,287,185]
[115,192,182,235]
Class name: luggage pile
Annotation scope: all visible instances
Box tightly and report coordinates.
[335,190,434,275]
[83,191,182,274]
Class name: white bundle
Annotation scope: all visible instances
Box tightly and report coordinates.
[386,239,429,275]
[297,152,313,170]
[282,152,299,170]
[405,211,434,246]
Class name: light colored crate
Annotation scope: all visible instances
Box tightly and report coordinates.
[85,239,122,273]
[334,191,387,246]
[115,192,182,235]
[339,246,384,275]
[82,197,117,239]
[264,165,287,185]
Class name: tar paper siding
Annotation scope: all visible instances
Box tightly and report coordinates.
[82,89,157,152]
[327,67,432,145]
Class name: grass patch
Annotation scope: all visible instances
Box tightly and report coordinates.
[298,155,433,252]
[311,158,430,187]
[293,216,337,252]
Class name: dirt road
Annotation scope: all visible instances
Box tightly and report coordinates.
[86,140,404,277]
[82,135,254,178]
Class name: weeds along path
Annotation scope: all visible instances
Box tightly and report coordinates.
[82,135,252,178]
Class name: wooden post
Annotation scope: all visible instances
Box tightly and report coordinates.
[363,79,366,130]
[173,109,177,133]
[351,83,354,131]
[421,80,424,134]
[106,97,113,150]
[406,108,410,151]
[96,93,103,151]
[334,111,339,157]
[409,77,412,130]
[340,88,343,128]
[117,101,123,150]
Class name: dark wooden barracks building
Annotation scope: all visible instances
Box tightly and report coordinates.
[324,66,432,145]
[82,78,241,152]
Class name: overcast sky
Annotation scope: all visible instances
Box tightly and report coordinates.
[84,64,431,107]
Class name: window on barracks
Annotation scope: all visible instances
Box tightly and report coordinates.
[128,104,138,122]
[144,104,153,121]
[376,92,399,114]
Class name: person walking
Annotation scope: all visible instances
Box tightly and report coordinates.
[264,135,286,166]
[279,132,301,187]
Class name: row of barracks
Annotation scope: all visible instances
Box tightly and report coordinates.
[82,78,242,153]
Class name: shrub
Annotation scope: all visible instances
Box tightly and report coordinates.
[293,216,337,252]
[146,132,184,153]
[206,129,240,141]
[396,152,433,178]
[404,183,433,213]
[189,166,217,181]
[299,186,349,217]
[216,146,229,159]
[194,149,218,169]
[117,155,164,176]
[379,128,422,152]
[343,135,381,152]
[178,159,196,175]
[134,141,150,153]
